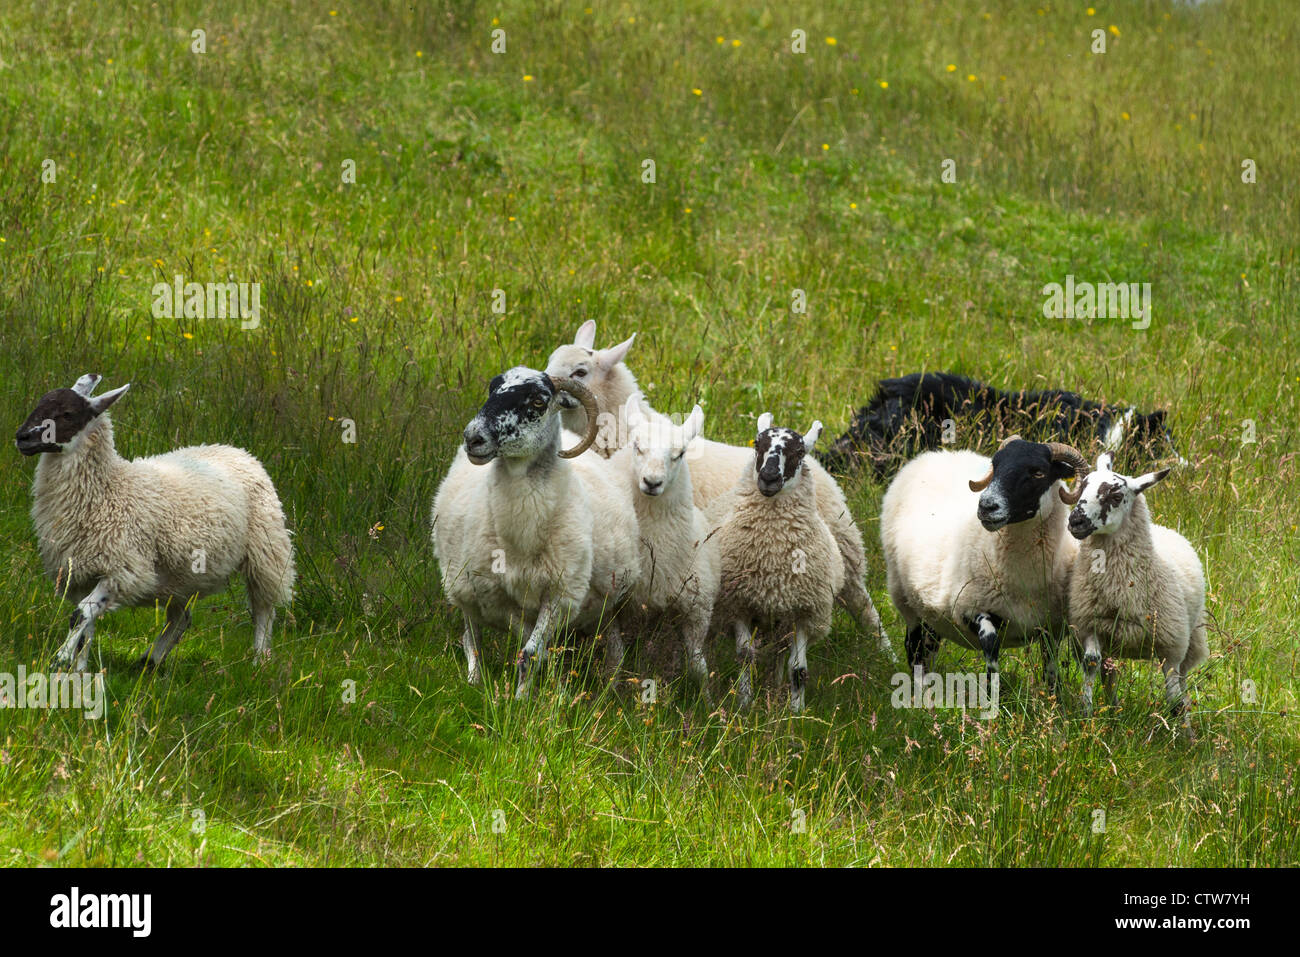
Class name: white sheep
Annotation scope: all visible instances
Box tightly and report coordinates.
[880,437,1087,692]
[431,368,641,696]
[15,374,295,671]
[1064,452,1208,732]
[545,321,888,656]
[544,320,642,458]
[710,413,845,712]
[610,397,719,691]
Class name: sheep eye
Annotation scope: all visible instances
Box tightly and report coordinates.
[532,397,547,409]
[572,367,587,378]
[1030,469,1046,479]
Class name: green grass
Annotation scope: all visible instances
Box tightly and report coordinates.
[1,0,1297,866]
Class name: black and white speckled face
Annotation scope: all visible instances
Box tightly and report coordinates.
[463,367,561,464]
[975,439,1077,531]
[15,375,128,455]
[752,413,823,497]
[1067,452,1171,540]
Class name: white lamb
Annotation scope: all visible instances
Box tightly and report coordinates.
[710,414,845,712]
[545,321,887,654]
[880,437,1087,691]
[1064,452,1208,733]
[431,368,641,696]
[15,374,295,671]
[609,397,719,690]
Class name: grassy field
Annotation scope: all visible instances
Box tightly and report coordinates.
[0,0,1296,866]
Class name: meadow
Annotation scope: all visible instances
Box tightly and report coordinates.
[0,0,1296,866]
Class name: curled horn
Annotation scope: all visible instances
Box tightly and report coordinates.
[1048,442,1089,505]
[549,376,602,458]
[968,434,1023,492]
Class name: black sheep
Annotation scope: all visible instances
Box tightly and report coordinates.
[821,371,1177,477]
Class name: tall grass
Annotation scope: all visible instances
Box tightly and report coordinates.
[0,0,1295,865]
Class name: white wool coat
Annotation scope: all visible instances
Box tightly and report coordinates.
[432,447,640,633]
[31,414,294,609]
[881,449,1077,648]
[1067,496,1208,670]
[712,462,845,639]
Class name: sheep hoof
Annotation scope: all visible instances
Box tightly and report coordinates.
[135,654,161,674]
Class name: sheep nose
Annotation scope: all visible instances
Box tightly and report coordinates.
[463,426,494,461]
[641,478,663,494]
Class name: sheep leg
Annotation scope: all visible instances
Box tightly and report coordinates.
[460,612,484,686]
[733,620,756,710]
[55,580,114,672]
[141,601,193,670]
[968,612,1003,678]
[683,613,711,699]
[788,624,810,713]
[250,596,275,660]
[904,622,939,674]
[516,601,556,698]
[841,579,891,659]
[1177,660,1196,741]
[1102,657,1119,708]
[1080,634,1102,716]
[1039,633,1062,699]
[604,622,626,681]
[1162,658,1194,738]
[72,618,96,673]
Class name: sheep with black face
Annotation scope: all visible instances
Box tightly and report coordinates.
[15,374,295,671]
[545,322,886,648]
[1064,452,1207,733]
[709,414,845,712]
[431,367,641,696]
[880,436,1087,691]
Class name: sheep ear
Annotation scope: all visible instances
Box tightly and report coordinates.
[682,405,704,444]
[1133,467,1171,494]
[1096,451,1115,472]
[89,382,130,414]
[803,420,823,449]
[596,332,635,369]
[574,319,596,349]
[756,412,772,434]
[71,374,102,397]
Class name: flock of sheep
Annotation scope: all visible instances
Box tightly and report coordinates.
[13,324,1207,732]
